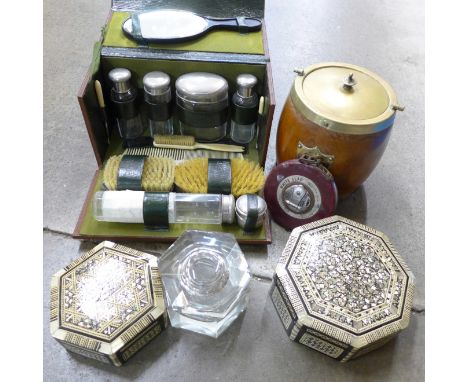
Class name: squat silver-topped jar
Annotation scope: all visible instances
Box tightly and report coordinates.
[176,72,229,142]
[235,194,267,231]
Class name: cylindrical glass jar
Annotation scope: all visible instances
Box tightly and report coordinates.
[230,74,259,144]
[276,62,404,198]
[108,68,144,139]
[175,72,229,142]
[143,71,173,136]
[93,191,235,225]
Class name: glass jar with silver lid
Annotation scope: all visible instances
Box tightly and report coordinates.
[230,74,259,144]
[108,68,144,139]
[175,72,229,142]
[235,194,267,231]
[143,71,173,136]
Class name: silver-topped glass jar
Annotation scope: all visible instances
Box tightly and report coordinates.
[175,72,229,142]
[108,68,144,139]
[230,74,259,144]
[143,71,173,136]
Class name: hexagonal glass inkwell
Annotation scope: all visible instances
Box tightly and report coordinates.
[159,230,251,338]
[270,216,415,362]
[50,241,168,366]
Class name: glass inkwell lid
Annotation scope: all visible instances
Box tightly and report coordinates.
[158,230,251,338]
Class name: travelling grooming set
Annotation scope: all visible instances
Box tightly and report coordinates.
[74,0,274,243]
[54,0,415,366]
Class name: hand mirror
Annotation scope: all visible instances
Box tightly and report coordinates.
[122,9,262,43]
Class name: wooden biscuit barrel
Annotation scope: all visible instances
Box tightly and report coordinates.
[276,63,404,198]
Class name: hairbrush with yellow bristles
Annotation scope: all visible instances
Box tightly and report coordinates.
[175,157,265,197]
[103,154,175,191]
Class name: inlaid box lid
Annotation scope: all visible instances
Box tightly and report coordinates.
[275,216,415,351]
[50,241,167,366]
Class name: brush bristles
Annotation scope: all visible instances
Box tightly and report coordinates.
[175,158,265,197]
[231,158,265,197]
[154,135,196,146]
[103,154,175,191]
[175,158,208,193]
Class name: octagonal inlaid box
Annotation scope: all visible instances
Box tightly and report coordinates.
[50,241,168,366]
[270,216,415,362]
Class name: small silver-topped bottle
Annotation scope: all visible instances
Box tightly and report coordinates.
[143,71,173,136]
[230,74,259,144]
[108,68,144,139]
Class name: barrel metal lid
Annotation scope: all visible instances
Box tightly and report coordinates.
[291,62,404,135]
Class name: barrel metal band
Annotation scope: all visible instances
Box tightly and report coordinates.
[207,159,232,194]
[117,155,146,190]
[244,194,259,232]
[143,192,169,230]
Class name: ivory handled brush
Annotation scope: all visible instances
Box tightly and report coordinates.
[95,80,111,144]
[153,135,244,153]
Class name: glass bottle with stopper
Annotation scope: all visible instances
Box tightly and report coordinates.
[108,68,144,139]
[230,74,259,145]
[93,191,235,226]
[143,71,173,136]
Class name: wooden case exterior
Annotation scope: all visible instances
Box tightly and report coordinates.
[74,10,275,244]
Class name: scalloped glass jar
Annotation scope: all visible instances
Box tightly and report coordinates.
[158,230,250,338]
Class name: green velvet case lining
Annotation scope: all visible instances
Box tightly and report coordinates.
[76,16,271,242]
[103,12,265,55]
[78,171,268,241]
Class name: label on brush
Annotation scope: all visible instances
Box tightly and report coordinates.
[207,159,232,194]
[117,155,146,190]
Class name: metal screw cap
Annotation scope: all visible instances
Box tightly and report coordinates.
[221,195,236,224]
[108,68,132,93]
[236,74,258,97]
[143,71,171,96]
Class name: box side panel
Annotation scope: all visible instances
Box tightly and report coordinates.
[116,314,167,364]
[342,333,397,362]
[269,275,298,335]
[295,329,348,360]
[56,332,116,365]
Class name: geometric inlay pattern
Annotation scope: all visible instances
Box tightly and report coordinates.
[286,221,409,334]
[60,248,153,341]
[304,234,391,314]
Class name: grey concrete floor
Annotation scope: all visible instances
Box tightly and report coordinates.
[44,0,424,380]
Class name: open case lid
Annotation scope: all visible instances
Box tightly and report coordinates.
[104,1,267,57]
[112,0,265,18]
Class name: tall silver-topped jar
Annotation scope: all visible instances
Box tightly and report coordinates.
[175,72,229,142]
[143,71,173,136]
